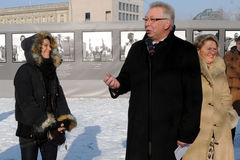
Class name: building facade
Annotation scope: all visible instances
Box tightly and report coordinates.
[69,0,143,22]
[193,9,224,20]
[0,0,143,24]
[0,2,69,24]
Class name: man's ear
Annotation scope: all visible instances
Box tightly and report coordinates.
[164,19,172,30]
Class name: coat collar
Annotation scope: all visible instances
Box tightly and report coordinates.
[230,46,240,55]
[199,55,226,87]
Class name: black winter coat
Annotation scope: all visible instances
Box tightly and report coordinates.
[14,32,76,139]
[111,31,202,160]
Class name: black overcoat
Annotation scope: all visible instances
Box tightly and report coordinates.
[111,31,202,160]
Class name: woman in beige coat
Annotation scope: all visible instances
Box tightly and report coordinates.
[183,34,238,160]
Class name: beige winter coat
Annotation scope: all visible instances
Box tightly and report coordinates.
[183,55,238,160]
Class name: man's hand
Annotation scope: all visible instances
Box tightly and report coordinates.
[104,72,120,89]
[177,140,188,147]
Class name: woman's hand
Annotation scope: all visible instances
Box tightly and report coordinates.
[57,123,66,133]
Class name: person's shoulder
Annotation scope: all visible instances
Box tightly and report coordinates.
[173,36,195,50]
[131,39,144,47]
[15,63,34,76]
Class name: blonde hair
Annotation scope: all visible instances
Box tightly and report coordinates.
[194,34,220,53]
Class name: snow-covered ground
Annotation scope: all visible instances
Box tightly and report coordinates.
[0,98,239,160]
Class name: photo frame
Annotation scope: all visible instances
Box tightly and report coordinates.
[0,34,6,62]
[82,31,112,62]
[174,30,186,40]
[120,31,145,61]
[12,33,35,63]
[224,30,240,53]
[51,32,75,62]
[193,30,219,42]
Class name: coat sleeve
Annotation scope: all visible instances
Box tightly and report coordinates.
[109,44,134,98]
[14,65,56,132]
[55,80,77,131]
[220,73,239,129]
[178,45,203,144]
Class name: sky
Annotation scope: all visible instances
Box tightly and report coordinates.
[0,0,239,20]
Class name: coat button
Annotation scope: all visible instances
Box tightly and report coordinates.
[43,96,45,99]
[213,124,217,126]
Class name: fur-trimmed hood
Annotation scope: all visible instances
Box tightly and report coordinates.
[199,55,226,87]
[21,31,62,67]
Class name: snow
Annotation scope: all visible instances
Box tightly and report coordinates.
[0,98,239,160]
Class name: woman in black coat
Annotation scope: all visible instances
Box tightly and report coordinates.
[14,31,77,160]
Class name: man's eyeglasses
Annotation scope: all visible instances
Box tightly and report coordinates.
[143,17,168,23]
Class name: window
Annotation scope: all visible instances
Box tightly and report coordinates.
[27,17,31,23]
[34,17,39,23]
[123,3,125,11]
[13,18,17,24]
[133,14,135,20]
[119,12,122,20]
[122,13,125,20]
[129,14,132,20]
[119,2,122,10]
[133,5,136,12]
[50,16,54,22]
[60,15,64,22]
[85,12,90,21]
[136,15,139,21]
[126,13,128,21]
[126,4,129,11]
[130,4,132,12]
[136,5,139,13]
[21,18,24,24]
[42,16,46,23]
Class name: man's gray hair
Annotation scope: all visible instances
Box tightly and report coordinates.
[150,1,175,30]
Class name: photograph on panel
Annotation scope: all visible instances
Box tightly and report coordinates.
[174,30,186,40]
[51,32,75,62]
[225,31,240,53]
[0,34,6,62]
[83,32,112,62]
[120,31,145,61]
[193,30,219,42]
[12,33,35,62]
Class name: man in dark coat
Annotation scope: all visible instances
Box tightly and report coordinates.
[104,2,202,160]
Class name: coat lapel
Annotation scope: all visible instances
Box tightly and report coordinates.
[199,55,226,87]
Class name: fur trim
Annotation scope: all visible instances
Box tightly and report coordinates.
[227,109,239,129]
[199,55,226,87]
[37,113,56,132]
[31,31,62,67]
[57,114,77,131]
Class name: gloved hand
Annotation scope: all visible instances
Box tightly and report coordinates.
[47,129,66,146]
[53,119,71,130]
